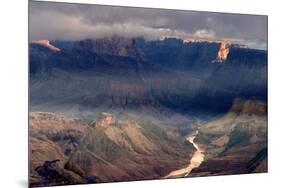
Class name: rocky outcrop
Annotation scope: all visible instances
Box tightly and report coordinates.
[31,159,87,187]
[94,112,116,128]
[230,98,267,116]
[32,39,61,52]
[214,42,231,62]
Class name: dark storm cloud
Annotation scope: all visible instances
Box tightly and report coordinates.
[29,1,267,49]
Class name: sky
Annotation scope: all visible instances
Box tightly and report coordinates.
[29,1,268,49]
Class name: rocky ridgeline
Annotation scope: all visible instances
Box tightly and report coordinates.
[29,36,267,116]
[32,39,61,52]
[73,35,141,57]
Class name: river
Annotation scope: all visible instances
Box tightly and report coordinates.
[163,129,205,178]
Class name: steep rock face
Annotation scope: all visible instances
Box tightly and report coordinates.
[189,47,267,115]
[30,36,152,75]
[29,37,161,114]
[136,38,221,70]
[29,36,267,117]
[88,36,141,57]
[227,47,267,66]
[214,42,231,62]
[230,98,267,116]
[29,41,60,75]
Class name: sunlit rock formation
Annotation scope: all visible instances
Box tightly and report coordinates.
[215,41,230,62]
[32,39,61,52]
[95,112,116,128]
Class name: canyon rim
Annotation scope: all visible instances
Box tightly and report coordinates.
[29,1,268,187]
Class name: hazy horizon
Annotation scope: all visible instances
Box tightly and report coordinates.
[29,1,267,50]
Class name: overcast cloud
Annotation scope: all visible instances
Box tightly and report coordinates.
[29,1,267,49]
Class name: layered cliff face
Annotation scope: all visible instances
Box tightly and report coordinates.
[136,37,221,70]
[30,37,160,117]
[29,36,267,118]
[29,40,61,75]
[84,36,141,57]
[29,112,194,187]
[189,46,267,116]
[230,98,267,116]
